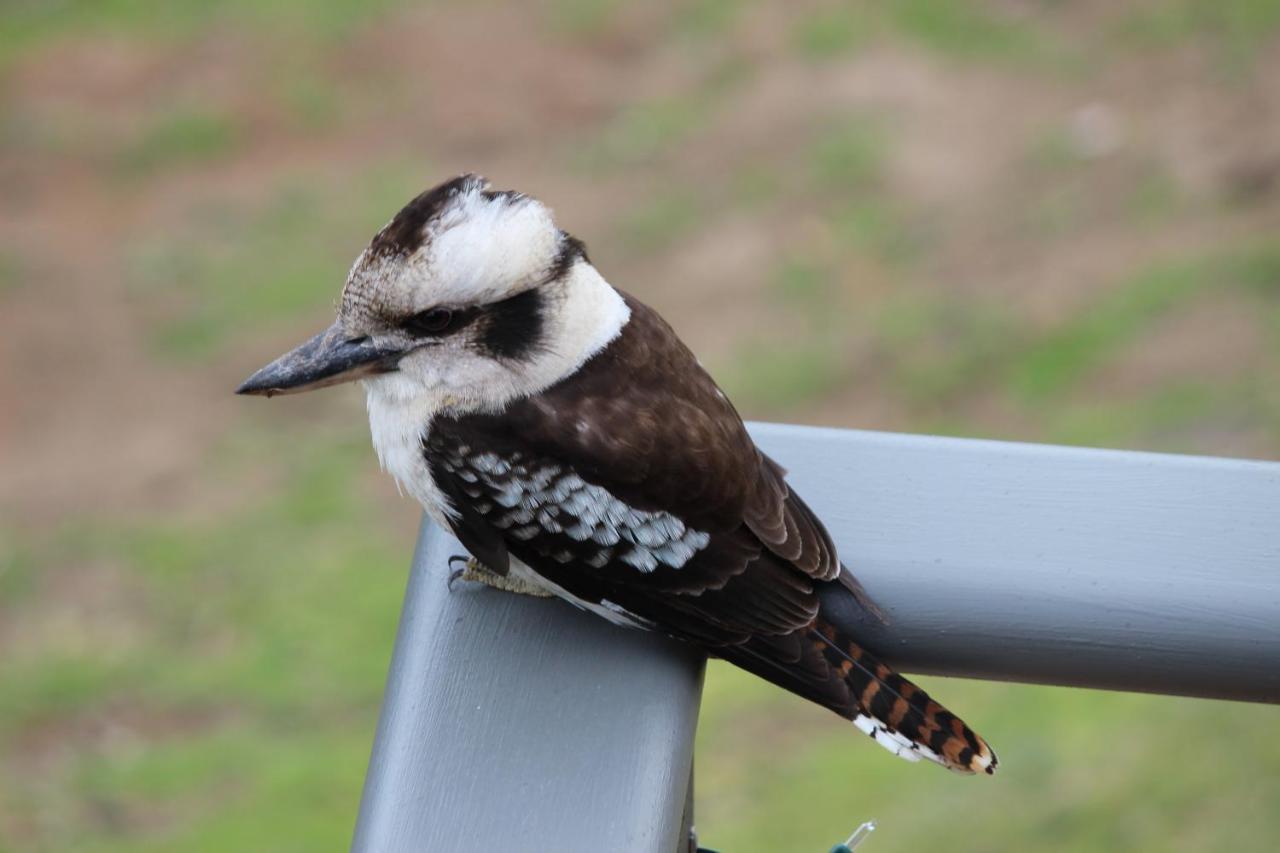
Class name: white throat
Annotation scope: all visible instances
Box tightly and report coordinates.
[361,263,630,524]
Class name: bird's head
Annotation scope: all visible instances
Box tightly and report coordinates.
[236,174,628,411]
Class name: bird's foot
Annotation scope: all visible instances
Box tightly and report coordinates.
[447,555,554,597]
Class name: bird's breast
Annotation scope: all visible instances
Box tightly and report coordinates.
[364,380,455,527]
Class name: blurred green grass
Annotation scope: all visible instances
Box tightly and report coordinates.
[129,163,427,358]
[1120,0,1280,72]
[790,0,1058,67]
[617,186,705,253]
[698,666,1280,852]
[0,430,403,850]
[0,0,404,67]
[3,1,1279,851]
[114,111,244,178]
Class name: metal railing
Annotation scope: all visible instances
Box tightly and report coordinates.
[352,423,1280,852]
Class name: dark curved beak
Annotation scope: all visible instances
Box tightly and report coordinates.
[235,322,402,397]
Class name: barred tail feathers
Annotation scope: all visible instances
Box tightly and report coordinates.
[812,620,998,775]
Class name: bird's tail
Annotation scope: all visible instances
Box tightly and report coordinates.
[810,617,998,775]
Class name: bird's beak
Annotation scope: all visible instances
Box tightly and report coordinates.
[235,322,402,397]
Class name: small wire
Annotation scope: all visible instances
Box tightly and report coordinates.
[829,819,877,853]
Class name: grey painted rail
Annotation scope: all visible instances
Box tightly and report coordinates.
[352,424,1280,852]
[750,424,1280,703]
[351,520,706,853]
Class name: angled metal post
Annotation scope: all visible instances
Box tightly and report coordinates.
[352,521,705,853]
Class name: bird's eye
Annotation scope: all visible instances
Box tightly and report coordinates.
[405,308,455,336]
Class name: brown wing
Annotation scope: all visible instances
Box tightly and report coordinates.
[499,293,838,576]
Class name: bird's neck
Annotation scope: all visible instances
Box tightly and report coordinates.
[542,262,632,392]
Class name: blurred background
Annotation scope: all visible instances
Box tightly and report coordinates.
[2,1,1278,850]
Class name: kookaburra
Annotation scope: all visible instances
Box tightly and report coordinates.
[238,175,997,774]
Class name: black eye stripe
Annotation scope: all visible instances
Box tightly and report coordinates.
[397,289,545,356]
[478,288,545,360]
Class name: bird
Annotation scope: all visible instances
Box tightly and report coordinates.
[237,174,997,775]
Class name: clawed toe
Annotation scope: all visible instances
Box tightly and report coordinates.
[443,555,554,598]
[447,554,471,590]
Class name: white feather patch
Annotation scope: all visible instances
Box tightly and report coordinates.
[852,713,947,767]
[506,558,649,628]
